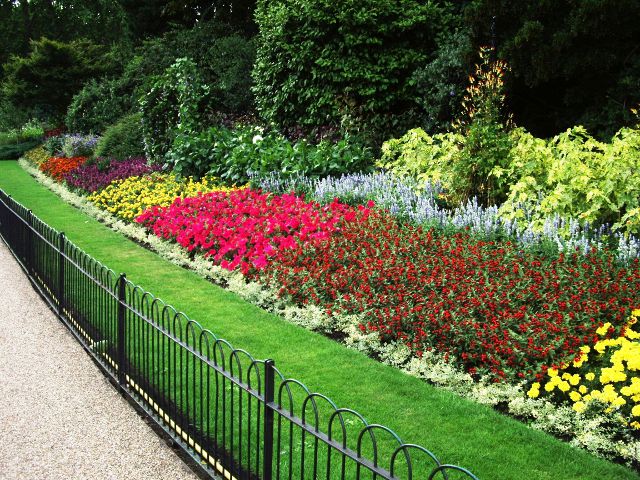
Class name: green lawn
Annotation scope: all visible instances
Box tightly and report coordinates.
[1,160,638,480]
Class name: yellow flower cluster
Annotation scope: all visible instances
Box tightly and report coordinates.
[23,145,49,166]
[527,309,640,428]
[88,173,243,221]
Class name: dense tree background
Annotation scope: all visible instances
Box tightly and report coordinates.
[0,0,637,140]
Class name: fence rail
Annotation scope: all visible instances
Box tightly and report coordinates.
[0,189,480,480]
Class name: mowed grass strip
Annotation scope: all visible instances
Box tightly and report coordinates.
[1,160,637,480]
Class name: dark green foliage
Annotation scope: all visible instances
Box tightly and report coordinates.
[465,0,640,138]
[168,125,373,183]
[140,58,208,162]
[65,77,136,134]
[411,29,473,133]
[94,112,145,160]
[1,37,114,121]
[126,22,255,114]
[253,0,449,143]
[0,139,41,159]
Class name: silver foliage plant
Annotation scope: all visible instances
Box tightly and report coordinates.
[254,171,640,263]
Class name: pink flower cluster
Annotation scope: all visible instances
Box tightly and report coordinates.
[135,189,372,273]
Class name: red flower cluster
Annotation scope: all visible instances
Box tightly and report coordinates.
[39,156,88,181]
[252,209,640,382]
[136,189,371,273]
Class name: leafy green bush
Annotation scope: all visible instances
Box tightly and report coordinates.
[43,135,64,156]
[1,37,114,121]
[168,125,373,183]
[0,120,44,145]
[65,77,135,134]
[380,47,515,205]
[125,22,255,114]
[140,58,208,162]
[94,113,145,161]
[499,126,640,234]
[0,140,41,159]
[253,0,448,142]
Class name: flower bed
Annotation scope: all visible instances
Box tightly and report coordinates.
[89,173,241,221]
[64,157,163,193]
[136,189,370,272]
[135,187,640,383]
[39,156,88,181]
[251,207,640,382]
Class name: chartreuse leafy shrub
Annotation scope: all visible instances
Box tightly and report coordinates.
[140,58,208,162]
[529,309,640,430]
[380,46,514,206]
[499,126,640,235]
[88,173,241,221]
[382,125,640,235]
[65,77,135,134]
[168,125,373,183]
[253,0,448,142]
[94,113,145,161]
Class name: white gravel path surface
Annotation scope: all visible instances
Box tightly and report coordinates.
[0,240,200,480]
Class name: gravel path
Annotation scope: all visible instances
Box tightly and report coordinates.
[0,240,200,480]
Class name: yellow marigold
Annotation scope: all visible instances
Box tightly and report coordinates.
[596,322,612,336]
[527,383,540,399]
[572,401,586,413]
[558,381,570,393]
[585,372,596,381]
[578,385,588,394]
[632,404,640,417]
[569,391,582,402]
[547,368,559,378]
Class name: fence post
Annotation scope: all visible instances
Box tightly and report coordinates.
[263,359,275,480]
[117,273,127,387]
[57,232,65,317]
[26,209,33,273]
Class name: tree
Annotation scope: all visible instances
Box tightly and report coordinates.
[465,0,640,138]
[253,0,451,144]
[2,37,113,121]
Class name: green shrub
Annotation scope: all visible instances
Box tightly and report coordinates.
[0,139,41,159]
[94,113,145,160]
[65,77,135,134]
[1,37,114,121]
[43,135,64,156]
[0,120,44,146]
[140,58,208,162]
[168,124,373,183]
[499,126,640,234]
[380,47,515,206]
[125,21,255,114]
[252,0,449,142]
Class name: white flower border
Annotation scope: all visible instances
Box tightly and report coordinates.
[18,158,640,465]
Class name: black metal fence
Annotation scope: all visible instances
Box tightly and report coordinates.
[0,189,480,480]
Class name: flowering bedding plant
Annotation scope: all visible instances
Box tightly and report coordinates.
[39,156,88,181]
[64,157,162,193]
[89,173,240,221]
[136,189,372,273]
[251,208,640,382]
[135,187,640,384]
[529,309,640,427]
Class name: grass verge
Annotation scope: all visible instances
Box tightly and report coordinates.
[1,160,638,480]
